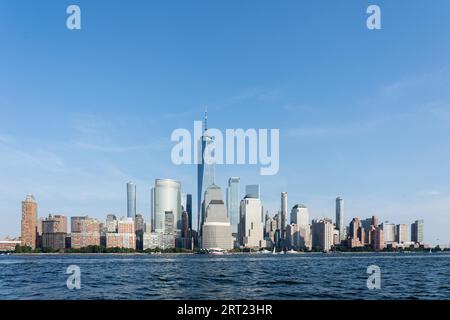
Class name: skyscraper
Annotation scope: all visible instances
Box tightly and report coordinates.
[21,195,37,249]
[290,204,309,227]
[197,109,215,233]
[201,184,233,250]
[311,218,334,252]
[70,216,101,249]
[226,177,240,235]
[151,179,182,234]
[335,197,345,242]
[380,221,396,244]
[411,220,424,244]
[348,217,365,248]
[280,192,287,240]
[181,193,193,230]
[396,224,410,244]
[238,192,264,248]
[42,214,68,250]
[127,182,136,219]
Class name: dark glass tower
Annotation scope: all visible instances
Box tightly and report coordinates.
[197,109,215,234]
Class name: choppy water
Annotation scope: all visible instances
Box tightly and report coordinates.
[0,252,449,300]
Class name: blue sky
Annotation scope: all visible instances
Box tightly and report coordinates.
[1,0,450,245]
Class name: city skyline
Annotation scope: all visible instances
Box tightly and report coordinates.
[1,1,450,244]
[8,182,434,249]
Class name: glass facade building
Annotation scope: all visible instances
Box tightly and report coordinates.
[127,182,136,219]
[226,177,240,235]
[152,179,182,234]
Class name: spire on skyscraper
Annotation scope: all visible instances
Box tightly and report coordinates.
[204,106,208,133]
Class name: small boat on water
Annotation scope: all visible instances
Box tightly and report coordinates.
[272,247,284,255]
[259,249,271,254]
[207,248,226,255]
[286,249,301,254]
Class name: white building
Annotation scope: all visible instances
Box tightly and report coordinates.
[336,197,345,242]
[286,223,312,250]
[151,179,181,235]
[239,196,264,248]
[290,204,309,227]
[143,232,163,250]
[312,218,334,251]
[201,184,233,250]
[396,224,410,244]
[381,222,396,244]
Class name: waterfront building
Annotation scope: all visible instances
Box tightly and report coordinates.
[238,192,264,248]
[151,179,182,235]
[135,214,145,250]
[0,237,21,252]
[127,182,136,219]
[280,192,287,241]
[264,215,276,243]
[181,193,193,230]
[42,214,68,250]
[290,204,309,227]
[105,214,118,233]
[396,224,410,244]
[106,217,136,249]
[336,197,345,242]
[162,211,175,249]
[372,228,385,251]
[361,216,379,246]
[70,216,101,248]
[380,222,396,244]
[201,184,233,250]
[286,223,312,250]
[311,218,334,251]
[21,195,37,249]
[179,210,194,250]
[143,232,163,250]
[411,220,424,244]
[348,217,365,248]
[36,217,43,248]
[226,177,240,239]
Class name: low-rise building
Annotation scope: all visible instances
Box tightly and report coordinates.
[0,237,21,251]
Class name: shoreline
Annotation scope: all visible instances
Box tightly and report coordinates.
[4,251,448,256]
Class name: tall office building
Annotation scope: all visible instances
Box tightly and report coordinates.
[372,228,385,251]
[336,197,345,242]
[280,192,287,240]
[42,214,68,250]
[226,177,240,235]
[201,184,233,250]
[348,217,365,248]
[290,204,309,227]
[396,224,410,244]
[411,220,424,244]
[21,195,37,249]
[238,193,264,248]
[106,217,136,249]
[380,221,396,244]
[151,179,182,234]
[197,110,215,233]
[105,214,118,233]
[311,218,334,252]
[286,223,312,250]
[70,216,101,248]
[127,182,136,219]
[181,193,193,230]
[135,214,145,250]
